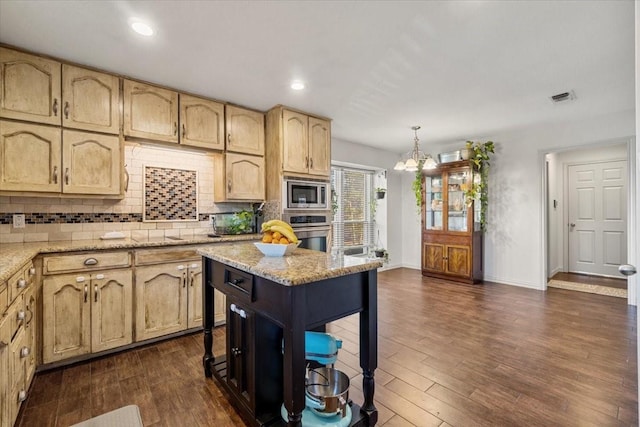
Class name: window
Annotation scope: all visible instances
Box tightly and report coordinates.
[331,166,375,255]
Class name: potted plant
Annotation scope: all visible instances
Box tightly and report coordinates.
[462,140,495,231]
[373,248,388,262]
[375,187,386,199]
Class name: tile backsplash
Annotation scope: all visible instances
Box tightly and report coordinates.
[0,141,250,243]
[144,166,198,221]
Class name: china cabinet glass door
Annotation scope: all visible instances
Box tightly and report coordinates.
[425,174,443,230]
[447,172,468,232]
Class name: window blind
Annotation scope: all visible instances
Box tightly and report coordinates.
[331,166,375,255]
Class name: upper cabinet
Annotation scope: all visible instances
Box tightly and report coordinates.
[0,47,61,126]
[266,106,331,187]
[179,94,225,150]
[62,64,120,134]
[123,79,179,143]
[225,105,265,156]
[213,152,265,202]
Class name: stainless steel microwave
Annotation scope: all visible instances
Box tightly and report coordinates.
[283,179,329,209]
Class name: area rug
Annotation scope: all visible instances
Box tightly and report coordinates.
[547,279,627,299]
[70,405,143,427]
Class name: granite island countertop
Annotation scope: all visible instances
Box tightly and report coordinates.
[0,234,261,282]
[198,242,383,286]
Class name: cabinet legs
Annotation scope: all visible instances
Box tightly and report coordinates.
[203,328,213,377]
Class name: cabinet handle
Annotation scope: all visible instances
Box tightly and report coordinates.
[20,346,29,358]
[25,303,33,325]
[229,302,247,318]
[18,390,27,402]
[52,98,58,116]
[65,167,69,185]
[310,158,313,169]
[84,284,88,303]
[228,179,232,192]
[52,166,58,184]
[182,124,186,138]
[305,156,309,168]
[228,133,232,144]
[17,279,26,289]
[190,270,194,287]
[84,258,98,266]
[94,284,98,302]
[64,101,70,119]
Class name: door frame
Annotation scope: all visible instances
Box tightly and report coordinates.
[540,137,636,305]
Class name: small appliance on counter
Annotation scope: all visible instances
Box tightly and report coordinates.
[281,331,352,427]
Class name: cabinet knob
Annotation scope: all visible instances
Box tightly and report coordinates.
[18,390,27,402]
[76,276,86,283]
[95,274,105,280]
[16,310,26,321]
[177,265,185,270]
[84,258,98,266]
[17,279,26,288]
[29,267,35,276]
[231,347,242,357]
[20,346,30,358]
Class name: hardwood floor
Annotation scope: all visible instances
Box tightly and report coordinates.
[17,268,637,426]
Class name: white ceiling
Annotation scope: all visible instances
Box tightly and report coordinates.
[0,1,635,153]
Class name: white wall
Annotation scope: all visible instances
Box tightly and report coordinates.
[400,108,635,289]
[331,138,403,270]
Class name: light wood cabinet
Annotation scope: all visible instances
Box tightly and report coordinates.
[0,47,61,126]
[42,269,133,363]
[0,120,61,193]
[308,117,331,176]
[0,308,10,427]
[422,160,483,283]
[213,152,265,202]
[225,105,265,156]
[0,120,122,196]
[134,262,188,341]
[124,79,179,143]
[62,129,121,195]
[62,64,120,134]
[180,94,225,150]
[187,260,203,329]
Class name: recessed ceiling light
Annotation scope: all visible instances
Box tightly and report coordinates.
[131,21,154,36]
[290,81,305,90]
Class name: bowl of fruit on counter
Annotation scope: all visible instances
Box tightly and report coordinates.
[254,220,300,257]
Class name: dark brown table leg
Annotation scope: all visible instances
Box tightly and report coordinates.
[360,270,378,425]
[202,257,214,377]
[282,288,306,427]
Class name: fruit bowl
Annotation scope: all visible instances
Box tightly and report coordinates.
[254,242,300,257]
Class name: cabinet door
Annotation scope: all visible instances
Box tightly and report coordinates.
[226,300,255,412]
[225,105,264,156]
[0,120,61,193]
[282,110,308,174]
[180,94,224,150]
[62,129,121,195]
[9,327,27,425]
[23,285,37,384]
[445,245,471,277]
[225,152,265,200]
[0,314,10,427]
[123,79,178,143]
[135,262,188,341]
[0,47,61,125]
[62,64,120,134]
[91,270,133,353]
[187,261,203,329]
[422,242,445,273]
[42,274,91,363]
[308,117,330,177]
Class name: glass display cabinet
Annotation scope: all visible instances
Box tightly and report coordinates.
[422,160,483,283]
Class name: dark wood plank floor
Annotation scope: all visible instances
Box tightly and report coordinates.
[552,271,628,290]
[17,268,637,426]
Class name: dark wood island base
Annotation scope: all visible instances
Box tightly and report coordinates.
[198,243,382,427]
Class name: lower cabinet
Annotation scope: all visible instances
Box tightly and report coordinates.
[422,242,471,277]
[0,312,10,427]
[42,269,133,363]
[422,232,483,283]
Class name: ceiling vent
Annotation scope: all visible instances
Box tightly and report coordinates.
[550,90,576,104]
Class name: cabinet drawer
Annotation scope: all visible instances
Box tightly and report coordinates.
[7,265,30,305]
[215,263,254,303]
[8,296,25,341]
[135,246,200,265]
[43,251,131,274]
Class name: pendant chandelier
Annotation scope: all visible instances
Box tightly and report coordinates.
[393,126,437,172]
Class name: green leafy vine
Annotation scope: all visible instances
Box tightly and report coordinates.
[412,159,425,212]
[462,141,495,231]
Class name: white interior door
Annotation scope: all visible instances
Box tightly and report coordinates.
[568,161,627,276]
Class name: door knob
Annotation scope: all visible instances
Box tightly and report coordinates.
[618,264,637,276]
[570,223,576,227]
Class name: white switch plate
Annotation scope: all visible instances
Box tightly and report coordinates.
[13,214,26,228]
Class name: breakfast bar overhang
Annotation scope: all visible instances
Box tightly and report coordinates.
[199,243,382,427]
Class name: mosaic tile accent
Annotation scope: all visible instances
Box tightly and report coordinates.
[0,213,142,225]
[144,166,198,221]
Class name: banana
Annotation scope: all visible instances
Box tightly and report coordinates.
[269,225,298,243]
[261,219,294,233]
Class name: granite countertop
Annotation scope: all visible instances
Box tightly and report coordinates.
[198,242,383,286]
[0,234,261,282]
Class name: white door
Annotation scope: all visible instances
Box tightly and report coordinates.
[568,161,627,276]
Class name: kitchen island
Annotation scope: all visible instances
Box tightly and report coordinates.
[199,242,383,427]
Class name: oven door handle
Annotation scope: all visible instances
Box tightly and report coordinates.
[292,226,331,238]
